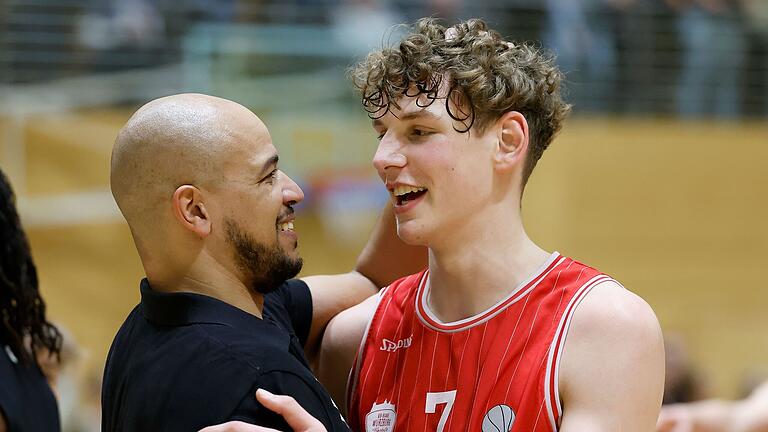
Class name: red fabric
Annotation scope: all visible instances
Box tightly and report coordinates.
[348,254,606,432]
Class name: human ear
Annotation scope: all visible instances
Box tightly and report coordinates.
[171,185,211,238]
[494,111,529,170]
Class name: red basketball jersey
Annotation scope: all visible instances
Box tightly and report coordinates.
[347,253,613,432]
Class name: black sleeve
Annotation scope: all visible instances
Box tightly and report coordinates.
[228,371,348,432]
[265,279,313,346]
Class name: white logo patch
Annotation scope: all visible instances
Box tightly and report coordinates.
[482,404,515,432]
[379,335,412,352]
[365,400,396,432]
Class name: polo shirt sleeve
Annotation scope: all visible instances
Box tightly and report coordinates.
[228,370,347,431]
[269,279,313,347]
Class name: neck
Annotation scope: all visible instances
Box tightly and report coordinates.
[425,206,551,323]
[147,253,264,318]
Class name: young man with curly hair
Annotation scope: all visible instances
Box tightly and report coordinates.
[312,18,665,432]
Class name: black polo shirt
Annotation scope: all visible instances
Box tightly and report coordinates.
[0,344,60,431]
[102,279,350,432]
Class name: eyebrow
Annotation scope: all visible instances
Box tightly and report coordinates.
[372,109,441,128]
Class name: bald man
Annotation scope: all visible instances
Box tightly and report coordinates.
[102,94,424,432]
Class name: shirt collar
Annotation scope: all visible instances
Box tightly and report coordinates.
[139,278,268,329]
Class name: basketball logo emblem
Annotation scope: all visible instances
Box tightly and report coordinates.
[365,400,396,432]
[482,404,515,432]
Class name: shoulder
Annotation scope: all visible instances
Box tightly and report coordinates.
[570,279,660,338]
[561,279,663,375]
[557,279,665,430]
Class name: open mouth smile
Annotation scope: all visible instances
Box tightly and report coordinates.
[393,184,427,206]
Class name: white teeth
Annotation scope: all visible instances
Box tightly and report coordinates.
[278,222,294,232]
[393,185,427,197]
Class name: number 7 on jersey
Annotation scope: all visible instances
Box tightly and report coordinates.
[425,390,457,432]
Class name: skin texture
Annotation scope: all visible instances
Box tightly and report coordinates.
[317,85,665,431]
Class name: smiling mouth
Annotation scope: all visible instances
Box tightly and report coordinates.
[394,185,427,206]
[277,221,294,232]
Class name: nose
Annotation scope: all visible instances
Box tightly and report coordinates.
[282,171,304,206]
[372,135,407,178]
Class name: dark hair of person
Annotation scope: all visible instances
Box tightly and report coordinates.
[0,169,62,365]
[350,18,572,188]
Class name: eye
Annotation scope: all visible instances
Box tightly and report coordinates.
[410,128,432,138]
[262,169,279,184]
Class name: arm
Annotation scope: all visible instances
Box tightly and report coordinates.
[301,204,426,364]
[317,294,380,415]
[558,280,666,431]
[657,381,768,432]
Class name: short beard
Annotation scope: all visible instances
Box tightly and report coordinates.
[225,218,303,295]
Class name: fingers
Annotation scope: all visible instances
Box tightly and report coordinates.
[656,406,694,432]
[198,420,279,432]
[256,389,326,432]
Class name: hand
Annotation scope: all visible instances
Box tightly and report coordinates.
[657,405,695,432]
[199,389,327,432]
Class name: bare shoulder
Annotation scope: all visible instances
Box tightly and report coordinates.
[568,279,662,344]
[558,279,665,431]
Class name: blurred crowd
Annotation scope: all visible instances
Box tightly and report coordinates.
[1,0,767,117]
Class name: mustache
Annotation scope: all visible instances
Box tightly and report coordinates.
[276,206,295,222]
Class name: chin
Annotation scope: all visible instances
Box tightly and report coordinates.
[396,221,430,247]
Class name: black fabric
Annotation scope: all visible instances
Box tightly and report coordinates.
[0,345,60,432]
[101,279,350,432]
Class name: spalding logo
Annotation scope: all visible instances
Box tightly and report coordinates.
[482,404,515,432]
[379,335,413,353]
[365,400,396,432]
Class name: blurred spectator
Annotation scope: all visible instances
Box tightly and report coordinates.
[614,0,666,113]
[0,168,63,431]
[743,0,768,115]
[667,0,746,118]
[543,0,619,112]
[664,333,708,405]
[657,380,768,432]
[77,0,166,51]
[331,0,404,57]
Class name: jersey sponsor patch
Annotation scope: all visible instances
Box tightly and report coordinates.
[379,335,413,353]
[365,401,397,432]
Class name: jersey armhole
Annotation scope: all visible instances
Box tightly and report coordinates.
[345,287,387,416]
[543,274,613,430]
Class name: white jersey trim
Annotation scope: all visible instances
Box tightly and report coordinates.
[345,287,385,414]
[417,252,564,333]
[544,275,615,431]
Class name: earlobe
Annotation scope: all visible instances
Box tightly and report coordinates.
[494,111,528,169]
[172,185,211,238]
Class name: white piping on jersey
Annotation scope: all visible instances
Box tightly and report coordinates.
[544,274,615,431]
[346,289,385,414]
[416,252,565,333]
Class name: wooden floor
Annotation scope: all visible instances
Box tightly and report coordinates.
[2,109,767,399]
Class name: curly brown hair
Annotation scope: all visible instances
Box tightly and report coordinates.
[350,18,571,187]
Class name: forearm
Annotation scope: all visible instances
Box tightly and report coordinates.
[354,203,426,288]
